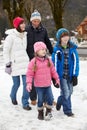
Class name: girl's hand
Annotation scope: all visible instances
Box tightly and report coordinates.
[56,79,60,86]
[26,85,32,92]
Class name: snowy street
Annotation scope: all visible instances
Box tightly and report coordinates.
[0,53,87,130]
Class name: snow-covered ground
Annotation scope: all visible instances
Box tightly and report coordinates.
[0,54,87,130]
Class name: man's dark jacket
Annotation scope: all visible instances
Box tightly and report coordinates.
[26,23,53,60]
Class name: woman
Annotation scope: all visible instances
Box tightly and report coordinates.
[3,17,31,110]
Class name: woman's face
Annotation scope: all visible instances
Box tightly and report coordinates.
[19,22,25,31]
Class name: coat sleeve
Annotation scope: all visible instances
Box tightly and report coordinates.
[72,49,79,77]
[26,59,35,86]
[50,59,60,82]
[44,29,53,54]
[51,46,58,66]
[3,35,13,64]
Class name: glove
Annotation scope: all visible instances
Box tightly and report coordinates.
[52,78,59,88]
[71,76,78,86]
[5,62,12,75]
[26,84,32,92]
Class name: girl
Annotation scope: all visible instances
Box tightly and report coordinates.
[26,41,60,120]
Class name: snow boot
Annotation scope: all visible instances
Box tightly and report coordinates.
[38,110,44,120]
[45,108,52,121]
[31,100,37,105]
[56,103,61,111]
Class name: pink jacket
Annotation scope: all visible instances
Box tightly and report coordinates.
[26,57,59,87]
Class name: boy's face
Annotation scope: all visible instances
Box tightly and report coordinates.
[61,35,69,46]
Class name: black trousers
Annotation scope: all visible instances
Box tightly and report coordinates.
[29,81,37,101]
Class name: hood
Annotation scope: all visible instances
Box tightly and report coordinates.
[5,29,27,38]
[54,41,78,53]
[5,29,15,35]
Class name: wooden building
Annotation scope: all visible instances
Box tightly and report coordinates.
[76,16,87,40]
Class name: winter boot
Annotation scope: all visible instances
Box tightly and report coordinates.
[45,108,52,121]
[31,100,37,105]
[56,103,61,111]
[38,110,44,120]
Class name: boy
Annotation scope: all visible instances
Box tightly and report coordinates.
[52,28,79,116]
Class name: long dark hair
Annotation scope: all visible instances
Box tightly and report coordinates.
[16,21,25,33]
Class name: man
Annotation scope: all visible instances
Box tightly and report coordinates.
[26,10,53,105]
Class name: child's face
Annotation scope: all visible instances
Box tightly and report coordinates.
[36,49,47,57]
[61,35,69,46]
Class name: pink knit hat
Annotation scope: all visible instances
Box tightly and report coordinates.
[34,42,47,53]
[13,17,24,29]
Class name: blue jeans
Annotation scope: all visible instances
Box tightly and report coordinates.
[57,78,73,114]
[10,75,29,107]
[35,86,53,108]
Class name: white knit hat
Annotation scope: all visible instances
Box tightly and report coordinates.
[30,10,41,22]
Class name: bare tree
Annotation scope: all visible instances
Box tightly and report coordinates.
[2,0,34,26]
[24,0,34,23]
[47,0,69,30]
[2,0,69,30]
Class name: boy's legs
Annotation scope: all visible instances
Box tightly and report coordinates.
[57,78,73,115]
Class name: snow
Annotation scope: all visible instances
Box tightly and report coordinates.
[0,55,87,130]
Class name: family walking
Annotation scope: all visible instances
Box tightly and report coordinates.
[3,10,79,121]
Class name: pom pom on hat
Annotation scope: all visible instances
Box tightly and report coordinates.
[30,10,41,21]
[13,17,24,29]
[34,41,47,53]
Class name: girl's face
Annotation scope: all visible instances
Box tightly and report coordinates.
[36,49,47,57]
[61,35,69,46]
[19,22,25,31]
[32,19,41,28]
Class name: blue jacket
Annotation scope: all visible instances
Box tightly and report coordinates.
[52,41,79,80]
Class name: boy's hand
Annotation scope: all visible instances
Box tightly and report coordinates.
[72,76,78,86]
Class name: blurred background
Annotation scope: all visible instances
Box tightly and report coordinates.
[0,0,87,46]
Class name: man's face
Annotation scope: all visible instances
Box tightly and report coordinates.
[31,19,41,28]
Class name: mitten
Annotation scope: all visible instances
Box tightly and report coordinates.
[5,62,12,75]
[26,84,32,92]
[72,76,78,86]
[52,78,59,88]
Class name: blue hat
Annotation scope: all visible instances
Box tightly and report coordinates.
[56,28,69,41]
[30,10,41,21]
